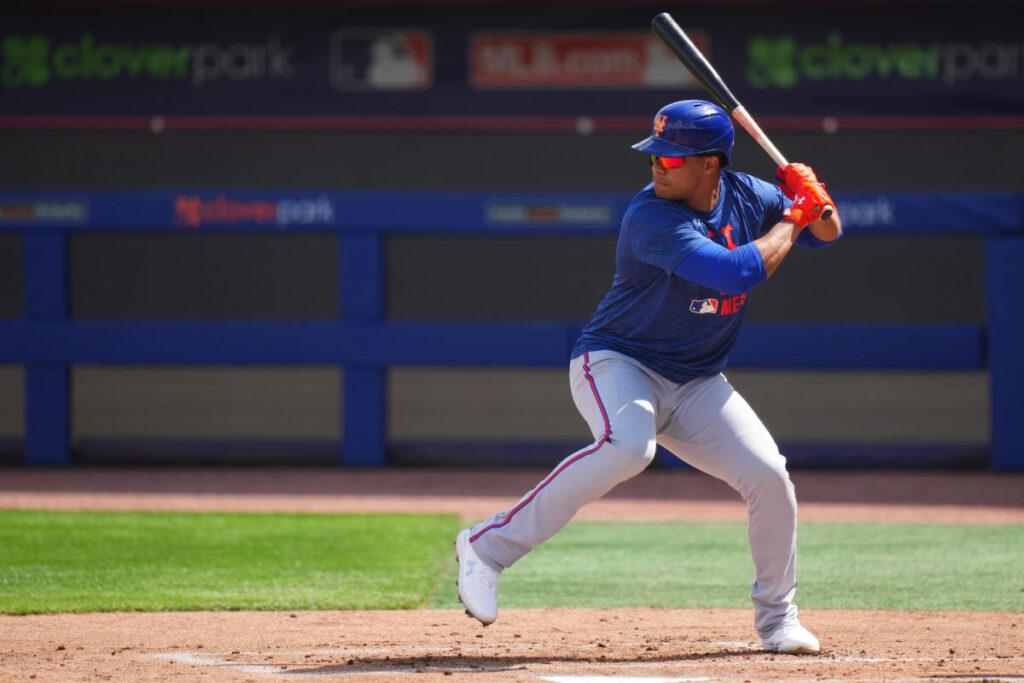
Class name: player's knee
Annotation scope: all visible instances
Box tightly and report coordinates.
[606,434,657,476]
[742,455,795,505]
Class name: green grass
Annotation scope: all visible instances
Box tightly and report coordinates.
[431,521,1024,612]
[798,522,1024,610]
[3,511,1021,614]
[0,510,461,614]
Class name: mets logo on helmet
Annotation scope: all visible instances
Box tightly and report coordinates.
[654,114,667,135]
[689,298,719,314]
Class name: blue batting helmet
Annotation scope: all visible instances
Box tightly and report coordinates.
[632,100,734,165]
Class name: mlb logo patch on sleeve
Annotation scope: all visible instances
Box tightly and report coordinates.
[689,298,719,314]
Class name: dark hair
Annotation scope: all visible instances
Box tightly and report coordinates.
[696,151,728,168]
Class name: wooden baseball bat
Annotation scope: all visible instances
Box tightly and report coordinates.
[650,12,833,221]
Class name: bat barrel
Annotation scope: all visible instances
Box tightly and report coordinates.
[650,13,835,225]
[651,13,741,112]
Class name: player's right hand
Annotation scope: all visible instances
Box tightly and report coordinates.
[783,181,834,228]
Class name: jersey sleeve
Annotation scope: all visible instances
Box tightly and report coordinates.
[796,227,841,248]
[625,198,709,274]
[674,241,766,294]
[759,181,789,236]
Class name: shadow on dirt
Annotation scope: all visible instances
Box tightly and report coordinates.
[284,646,779,676]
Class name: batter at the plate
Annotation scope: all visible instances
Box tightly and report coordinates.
[455,99,842,654]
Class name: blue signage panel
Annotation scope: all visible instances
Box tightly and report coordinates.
[0,190,1020,234]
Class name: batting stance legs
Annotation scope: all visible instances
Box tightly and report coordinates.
[457,350,802,641]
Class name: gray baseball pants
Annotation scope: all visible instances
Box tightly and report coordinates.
[467,349,800,637]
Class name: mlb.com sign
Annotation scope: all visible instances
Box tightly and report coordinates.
[470,32,707,88]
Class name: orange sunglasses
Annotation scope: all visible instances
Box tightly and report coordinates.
[649,154,686,168]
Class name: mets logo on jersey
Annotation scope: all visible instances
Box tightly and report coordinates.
[689,298,719,314]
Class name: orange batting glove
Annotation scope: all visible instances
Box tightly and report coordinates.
[783,181,834,228]
[776,163,820,200]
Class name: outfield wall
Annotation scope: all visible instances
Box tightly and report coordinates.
[2,0,1021,469]
[1,189,1020,470]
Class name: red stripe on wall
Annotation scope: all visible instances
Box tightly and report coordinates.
[1,115,1022,133]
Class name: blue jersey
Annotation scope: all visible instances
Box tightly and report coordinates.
[572,170,794,384]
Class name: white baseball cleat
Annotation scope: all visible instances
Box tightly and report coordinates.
[454,529,500,626]
[761,620,820,654]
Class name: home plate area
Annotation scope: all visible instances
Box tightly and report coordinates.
[147,644,1024,682]
[135,607,1024,683]
[6,608,1022,682]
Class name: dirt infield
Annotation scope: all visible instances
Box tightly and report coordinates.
[2,467,1023,682]
[4,608,1022,682]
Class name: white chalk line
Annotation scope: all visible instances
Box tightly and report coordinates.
[151,653,280,675]
[147,641,754,658]
[539,677,711,683]
[176,642,734,654]
[149,652,512,677]
[541,678,1024,683]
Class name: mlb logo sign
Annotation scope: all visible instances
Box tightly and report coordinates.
[329,29,432,90]
[689,298,719,315]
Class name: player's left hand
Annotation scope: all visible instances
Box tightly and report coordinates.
[776,163,819,200]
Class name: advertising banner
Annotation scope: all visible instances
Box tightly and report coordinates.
[469,32,705,88]
[0,190,1020,235]
[0,3,1019,121]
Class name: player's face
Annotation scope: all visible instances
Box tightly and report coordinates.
[650,155,702,201]
[650,154,719,204]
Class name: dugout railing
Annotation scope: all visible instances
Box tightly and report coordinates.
[2,190,1022,470]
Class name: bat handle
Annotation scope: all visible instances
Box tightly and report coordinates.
[733,106,835,222]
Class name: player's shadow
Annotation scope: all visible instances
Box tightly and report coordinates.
[284,646,763,676]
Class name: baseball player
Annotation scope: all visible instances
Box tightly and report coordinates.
[455,100,841,654]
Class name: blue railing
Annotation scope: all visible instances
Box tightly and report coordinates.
[3,189,1023,469]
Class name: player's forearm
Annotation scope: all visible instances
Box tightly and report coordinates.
[673,242,766,294]
[755,220,803,278]
[806,211,842,242]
